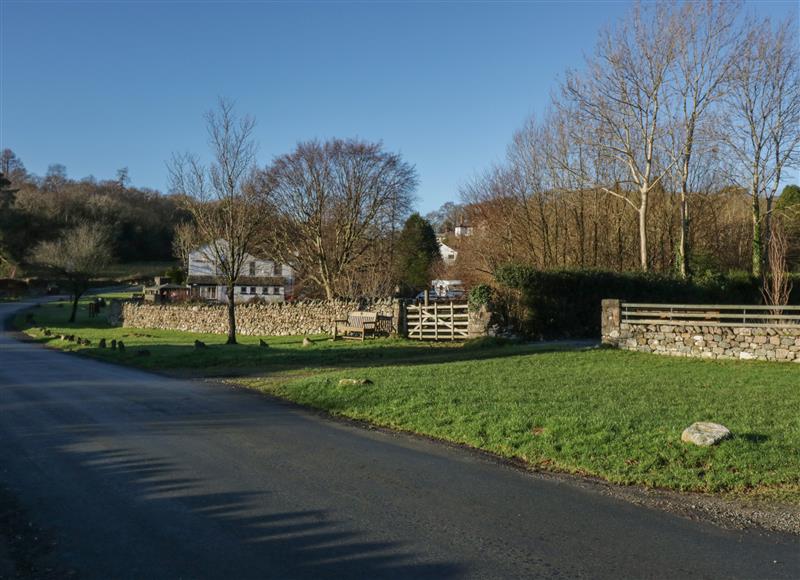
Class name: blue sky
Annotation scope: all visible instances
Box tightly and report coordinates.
[1,0,796,213]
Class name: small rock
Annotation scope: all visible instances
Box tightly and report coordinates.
[98,338,107,348]
[681,422,731,446]
[338,378,373,386]
[43,329,52,336]
[302,337,313,347]
[117,341,125,352]
[259,339,269,348]
[110,339,117,350]
[194,340,206,349]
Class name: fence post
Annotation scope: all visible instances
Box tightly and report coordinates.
[450,301,455,340]
[434,301,438,340]
[601,299,621,346]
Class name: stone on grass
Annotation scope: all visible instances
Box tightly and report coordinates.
[117,341,125,352]
[302,337,313,347]
[338,378,373,386]
[98,338,107,349]
[194,340,206,349]
[681,422,731,446]
[110,339,117,350]
[259,339,269,348]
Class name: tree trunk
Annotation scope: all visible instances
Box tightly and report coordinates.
[639,191,649,271]
[226,285,237,345]
[752,193,762,279]
[68,292,80,323]
[678,192,689,278]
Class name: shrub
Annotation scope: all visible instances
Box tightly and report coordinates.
[468,283,494,311]
[492,266,791,339]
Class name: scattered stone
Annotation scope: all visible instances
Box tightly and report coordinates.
[302,337,313,347]
[681,422,731,447]
[59,334,67,341]
[98,338,107,348]
[259,339,269,348]
[117,341,125,352]
[66,335,75,342]
[194,340,207,349]
[338,378,372,386]
[110,339,117,350]
[82,339,92,346]
[136,349,150,357]
[43,329,52,336]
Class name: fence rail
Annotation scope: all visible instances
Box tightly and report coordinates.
[406,301,470,340]
[621,303,800,329]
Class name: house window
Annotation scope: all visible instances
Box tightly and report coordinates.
[249,261,256,276]
[273,286,281,294]
[261,287,268,295]
[240,286,247,294]
[272,261,281,276]
[250,287,256,294]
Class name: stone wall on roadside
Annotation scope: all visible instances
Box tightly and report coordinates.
[109,299,399,337]
[601,299,800,362]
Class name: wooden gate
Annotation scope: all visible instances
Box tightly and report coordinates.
[406,301,469,340]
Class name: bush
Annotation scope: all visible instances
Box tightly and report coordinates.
[468,283,494,311]
[493,266,793,339]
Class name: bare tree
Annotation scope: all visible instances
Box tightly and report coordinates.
[761,217,793,310]
[671,0,740,277]
[262,139,416,300]
[30,223,113,322]
[559,3,682,271]
[722,16,800,277]
[171,221,200,272]
[168,99,267,344]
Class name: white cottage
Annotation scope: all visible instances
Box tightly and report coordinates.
[187,242,294,303]
[439,241,458,265]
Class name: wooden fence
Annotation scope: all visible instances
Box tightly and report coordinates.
[621,303,800,329]
[406,301,470,340]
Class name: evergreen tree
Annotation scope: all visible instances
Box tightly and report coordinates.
[394,213,441,293]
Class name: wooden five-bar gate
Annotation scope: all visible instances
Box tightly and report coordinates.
[406,300,469,340]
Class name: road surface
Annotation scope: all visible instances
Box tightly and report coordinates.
[0,300,797,579]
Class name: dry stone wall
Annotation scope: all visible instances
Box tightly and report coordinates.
[602,299,800,362]
[109,299,398,337]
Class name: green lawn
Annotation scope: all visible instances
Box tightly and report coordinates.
[16,297,800,505]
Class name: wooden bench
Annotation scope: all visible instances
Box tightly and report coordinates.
[334,311,379,341]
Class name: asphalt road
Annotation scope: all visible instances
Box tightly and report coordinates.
[0,300,798,579]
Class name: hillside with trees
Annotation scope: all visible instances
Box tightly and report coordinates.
[0,149,187,278]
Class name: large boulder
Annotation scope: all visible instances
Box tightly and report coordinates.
[681,422,731,446]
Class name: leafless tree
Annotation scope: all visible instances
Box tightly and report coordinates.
[168,98,267,344]
[171,221,201,272]
[261,139,416,300]
[670,0,740,277]
[761,217,793,311]
[722,16,800,277]
[30,223,112,322]
[559,3,682,271]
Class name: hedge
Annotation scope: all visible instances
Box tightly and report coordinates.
[494,266,798,339]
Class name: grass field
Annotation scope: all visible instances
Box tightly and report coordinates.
[16,296,800,504]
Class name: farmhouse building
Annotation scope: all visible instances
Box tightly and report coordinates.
[187,242,294,303]
[439,242,458,265]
